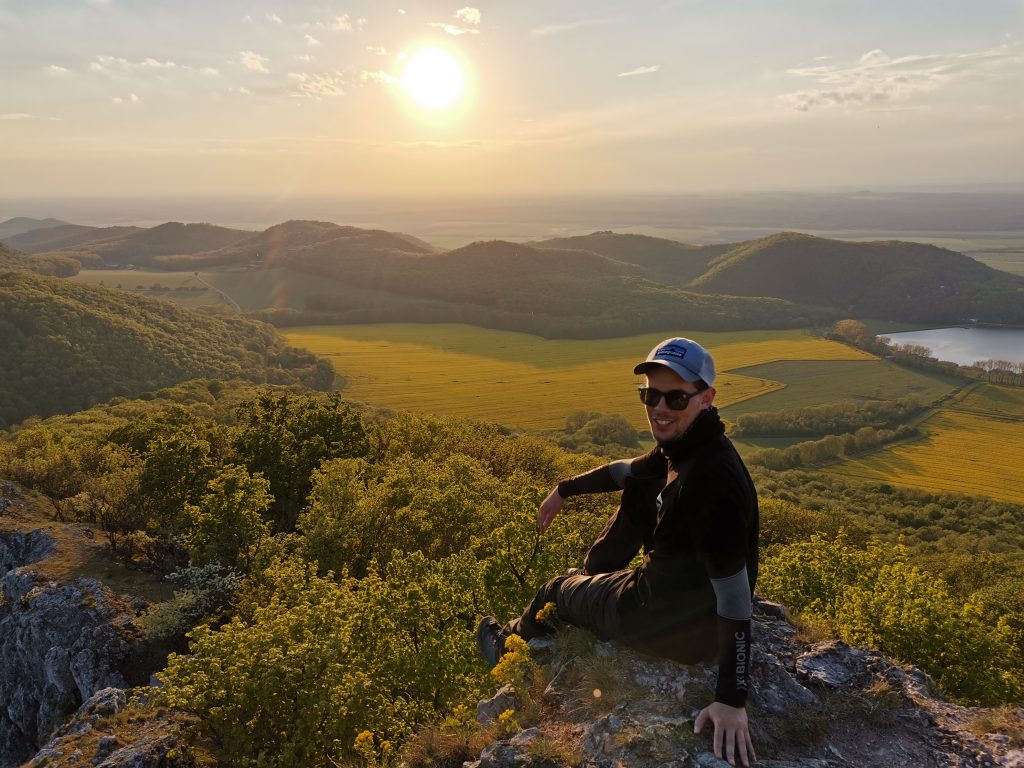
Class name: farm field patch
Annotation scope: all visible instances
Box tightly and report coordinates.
[826,408,1024,504]
[719,360,961,418]
[283,324,872,430]
[948,383,1024,419]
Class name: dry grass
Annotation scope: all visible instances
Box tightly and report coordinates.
[0,483,174,602]
[968,706,1024,747]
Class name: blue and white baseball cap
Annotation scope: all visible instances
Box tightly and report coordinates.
[633,337,716,386]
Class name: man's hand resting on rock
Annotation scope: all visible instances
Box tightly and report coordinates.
[694,701,756,767]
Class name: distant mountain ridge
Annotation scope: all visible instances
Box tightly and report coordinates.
[0,217,70,240]
[7,216,1022,329]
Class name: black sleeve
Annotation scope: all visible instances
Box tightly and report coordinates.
[715,617,751,707]
[687,464,754,708]
[556,448,666,498]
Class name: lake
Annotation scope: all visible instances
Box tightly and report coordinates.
[881,326,1024,366]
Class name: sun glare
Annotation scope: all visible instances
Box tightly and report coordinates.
[400,46,465,110]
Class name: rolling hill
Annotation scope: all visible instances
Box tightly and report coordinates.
[0,269,331,428]
[0,217,70,240]
[534,231,735,284]
[153,220,436,269]
[10,222,253,266]
[689,232,1024,324]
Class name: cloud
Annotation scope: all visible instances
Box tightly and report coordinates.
[0,112,59,121]
[332,14,353,31]
[397,8,406,14]
[89,55,180,75]
[618,65,660,78]
[112,94,139,104]
[288,71,346,98]
[782,45,1023,112]
[90,54,130,73]
[360,69,396,85]
[294,54,314,62]
[528,18,612,40]
[201,67,219,76]
[427,22,478,36]
[239,50,270,73]
[266,12,282,24]
[367,45,388,56]
[454,7,481,25]
[140,58,177,69]
[305,34,321,47]
[45,65,70,75]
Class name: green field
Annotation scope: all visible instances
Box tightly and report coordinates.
[718,359,961,418]
[282,324,874,431]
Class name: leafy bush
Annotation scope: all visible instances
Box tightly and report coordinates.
[759,533,1023,705]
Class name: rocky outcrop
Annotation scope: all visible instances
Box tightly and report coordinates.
[0,531,148,768]
[25,687,196,768]
[468,598,1024,768]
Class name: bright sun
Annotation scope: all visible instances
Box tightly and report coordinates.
[400,47,465,110]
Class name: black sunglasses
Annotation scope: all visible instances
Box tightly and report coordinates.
[638,386,704,410]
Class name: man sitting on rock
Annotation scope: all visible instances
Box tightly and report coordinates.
[477,337,759,768]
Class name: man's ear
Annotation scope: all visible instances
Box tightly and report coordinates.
[703,387,717,408]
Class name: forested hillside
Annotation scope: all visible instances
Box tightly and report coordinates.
[690,232,1024,324]
[152,219,436,269]
[0,270,332,427]
[535,231,735,284]
[0,242,80,277]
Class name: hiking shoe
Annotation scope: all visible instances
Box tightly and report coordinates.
[476,616,506,667]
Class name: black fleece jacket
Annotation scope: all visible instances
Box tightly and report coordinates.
[556,407,759,707]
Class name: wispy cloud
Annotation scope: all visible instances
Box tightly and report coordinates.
[89,55,179,74]
[90,54,129,73]
[528,18,612,40]
[618,65,660,78]
[304,34,321,47]
[112,93,141,105]
[294,54,314,62]
[0,113,34,120]
[367,45,387,56]
[782,46,1022,112]
[360,69,396,86]
[289,71,345,98]
[454,7,481,25]
[332,14,353,31]
[45,65,70,75]
[427,22,479,36]
[140,58,177,69]
[429,7,482,36]
[266,12,283,24]
[239,50,270,73]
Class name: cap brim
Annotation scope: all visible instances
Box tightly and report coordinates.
[633,360,702,381]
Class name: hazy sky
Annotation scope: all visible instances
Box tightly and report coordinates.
[2,0,1022,198]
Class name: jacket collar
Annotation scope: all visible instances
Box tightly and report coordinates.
[657,406,726,466]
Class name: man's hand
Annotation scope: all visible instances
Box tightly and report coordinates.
[537,488,564,534]
[694,702,756,767]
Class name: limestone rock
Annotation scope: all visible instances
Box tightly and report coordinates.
[25,687,195,768]
[466,596,1020,768]
[0,531,149,767]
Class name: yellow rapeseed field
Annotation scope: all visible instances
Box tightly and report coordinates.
[282,324,874,430]
[827,404,1024,503]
